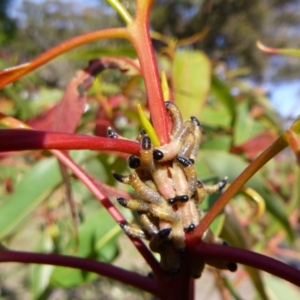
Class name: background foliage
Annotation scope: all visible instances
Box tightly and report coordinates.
[0,0,300,299]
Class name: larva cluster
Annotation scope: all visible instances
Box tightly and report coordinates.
[110,102,237,277]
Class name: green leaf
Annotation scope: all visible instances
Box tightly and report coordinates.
[199,150,294,241]
[210,75,236,122]
[0,158,61,239]
[201,136,232,151]
[30,233,55,299]
[234,101,266,145]
[50,209,121,288]
[263,273,300,299]
[199,105,232,128]
[209,213,226,237]
[173,50,211,120]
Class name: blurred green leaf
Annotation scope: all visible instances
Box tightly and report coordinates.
[263,273,300,299]
[199,150,294,241]
[173,50,211,119]
[210,75,236,122]
[30,233,55,299]
[201,136,232,151]
[0,158,61,239]
[200,105,232,128]
[50,209,121,288]
[234,101,266,145]
[209,213,226,237]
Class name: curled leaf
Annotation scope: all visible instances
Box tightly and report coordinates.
[137,104,160,146]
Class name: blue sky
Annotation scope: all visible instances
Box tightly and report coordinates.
[9,0,300,121]
[268,82,300,119]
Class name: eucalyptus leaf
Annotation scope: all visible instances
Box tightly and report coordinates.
[173,50,211,120]
[50,209,121,288]
[0,158,61,239]
[198,150,294,241]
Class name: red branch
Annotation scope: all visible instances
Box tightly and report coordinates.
[190,243,300,287]
[0,129,140,154]
[0,248,158,296]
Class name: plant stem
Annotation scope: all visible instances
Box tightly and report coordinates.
[190,243,300,287]
[0,129,140,155]
[52,150,162,276]
[106,0,133,24]
[0,28,129,88]
[128,1,169,144]
[0,248,158,296]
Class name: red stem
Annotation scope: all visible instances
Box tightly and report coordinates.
[0,248,158,296]
[52,150,162,276]
[0,129,140,155]
[128,1,169,144]
[190,243,300,287]
[0,28,129,88]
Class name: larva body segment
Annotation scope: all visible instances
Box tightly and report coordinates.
[177,201,193,231]
[149,227,172,252]
[128,172,162,204]
[190,116,202,161]
[152,165,176,202]
[177,156,198,193]
[195,181,207,204]
[117,197,150,211]
[189,199,200,229]
[170,219,186,251]
[119,222,148,240]
[178,131,195,159]
[202,177,228,194]
[158,242,181,275]
[139,213,159,236]
[149,203,180,223]
[140,135,156,172]
[190,259,205,278]
[165,101,183,137]
[153,121,193,162]
[171,161,190,201]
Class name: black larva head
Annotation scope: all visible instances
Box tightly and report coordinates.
[164,101,171,107]
[197,180,204,187]
[112,172,125,183]
[169,268,180,276]
[177,156,191,167]
[218,176,228,191]
[116,197,127,207]
[228,262,238,272]
[118,222,127,229]
[190,116,201,128]
[177,195,189,202]
[157,228,172,239]
[107,127,118,138]
[141,135,152,150]
[222,240,229,246]
[128,155,141,169]
[192,273,201,279]
[168,197,177,205]
[140,129,146,135]
[184,224,195,232]
[153,149,164,160]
